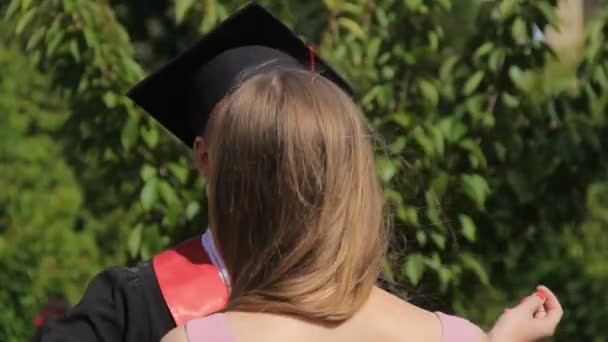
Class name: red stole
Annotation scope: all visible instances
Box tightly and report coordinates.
[152,236,229,326]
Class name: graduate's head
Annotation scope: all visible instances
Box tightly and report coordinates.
[127,4,385,323]
[203,68,388,322]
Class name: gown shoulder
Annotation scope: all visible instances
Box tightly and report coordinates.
[37,262,175,342]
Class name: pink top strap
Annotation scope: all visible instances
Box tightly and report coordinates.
[186,312,483,342]
[435,312,483,342]
[186,313,236,342]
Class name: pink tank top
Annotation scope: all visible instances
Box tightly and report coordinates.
[186,312,482,342]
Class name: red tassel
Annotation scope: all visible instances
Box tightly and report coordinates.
[308,45,316,72]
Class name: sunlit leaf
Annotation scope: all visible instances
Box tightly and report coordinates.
[461,174,490,211]
[337,17,366,39]
[459,252,489,285]
[463,71,484,95]
[175,0,195,24]
[419,79,439,106]
[128,224,143,258]
[403,253,426,286]
[140,179,158,210]
[459,214,476,242]
[15,7,36,35]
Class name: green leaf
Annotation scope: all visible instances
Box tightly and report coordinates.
[168,163,189,184]
[509,66,531,91]
[431,127,445,158]
[459,214,476,242]
[511,18,528,45]
[25,27,45,50]
[404,0,423,11]
[428,31,439,51]
[473,42,494,63]
[419,79,438,106]
[46,30,65,56]
[459,252,489,285]
[430,232,446,250]
[430,171,449,199]
[425,200,443,228]
[69,39,80,62]
[463,71,484,95]
[534,2,559,27]
[439,118,467,142]
[437,0,452,11]
[389,136,407,153]
[459,139,487,169]
[501,92,520,108]
[413,127,434,157]
[158,181,179,206]
[398,206,419,226]
[366,37,382,63]
[494,142,508,162]
[186,201,201,220]
[342,3,365,16]
[121,115,139,150]
[62,0,74,11]
[175,0,195,24]
[385,189,403,206]
[140,180,158,210]
[382,260,395,282]
[498,0,517,19]
[391,112,412,128]
[337,17,366,39]
[141,126,159,148]
[103,92,117,108]
[4,0,20,20]
[403,253,426,286]
[323,0,336,10]
[416,230,427,245]
[199,0,218,32]
[488,49,505,73]
[376,157,397,182]
[21,0,33,11]
[440,56,459,80]
[382,65,395,79]
[15,7,36,35]
[140,165,157,181]
[461,174,490,211]
[128,224,143,259]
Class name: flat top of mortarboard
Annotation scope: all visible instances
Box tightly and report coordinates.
[127,2,353,148]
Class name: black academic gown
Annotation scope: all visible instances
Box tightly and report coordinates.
[37,262,175,342]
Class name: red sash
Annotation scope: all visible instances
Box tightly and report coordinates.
[152,236,229,326]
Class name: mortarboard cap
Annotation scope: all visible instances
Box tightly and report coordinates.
[127,2,353,148]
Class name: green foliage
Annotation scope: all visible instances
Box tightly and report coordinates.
[2,0,608,340]
[0,35,102,342]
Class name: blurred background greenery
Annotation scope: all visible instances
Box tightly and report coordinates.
[1,0,607,341]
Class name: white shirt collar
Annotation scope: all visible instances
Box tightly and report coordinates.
[200,228,230,286]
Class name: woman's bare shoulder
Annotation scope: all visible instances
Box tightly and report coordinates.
[161,326,188,342]
[359,287,442,341]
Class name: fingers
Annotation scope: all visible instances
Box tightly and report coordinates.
[516,292,545,315]
[533,305,546,319]
[536,285,563,321]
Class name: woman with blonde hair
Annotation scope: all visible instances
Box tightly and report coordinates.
[161,66,562,341]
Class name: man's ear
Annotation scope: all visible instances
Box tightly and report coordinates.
[193,136,210,180]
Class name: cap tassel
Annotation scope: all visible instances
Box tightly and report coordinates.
[308,45,316,72]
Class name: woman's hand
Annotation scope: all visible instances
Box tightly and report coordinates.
[488,285,563,342]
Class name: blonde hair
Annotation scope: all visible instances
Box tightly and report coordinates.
[205,68,388,322]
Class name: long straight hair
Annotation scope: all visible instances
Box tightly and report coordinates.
[204,68,388,322]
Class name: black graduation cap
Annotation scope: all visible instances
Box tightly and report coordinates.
[127,2,353,148]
